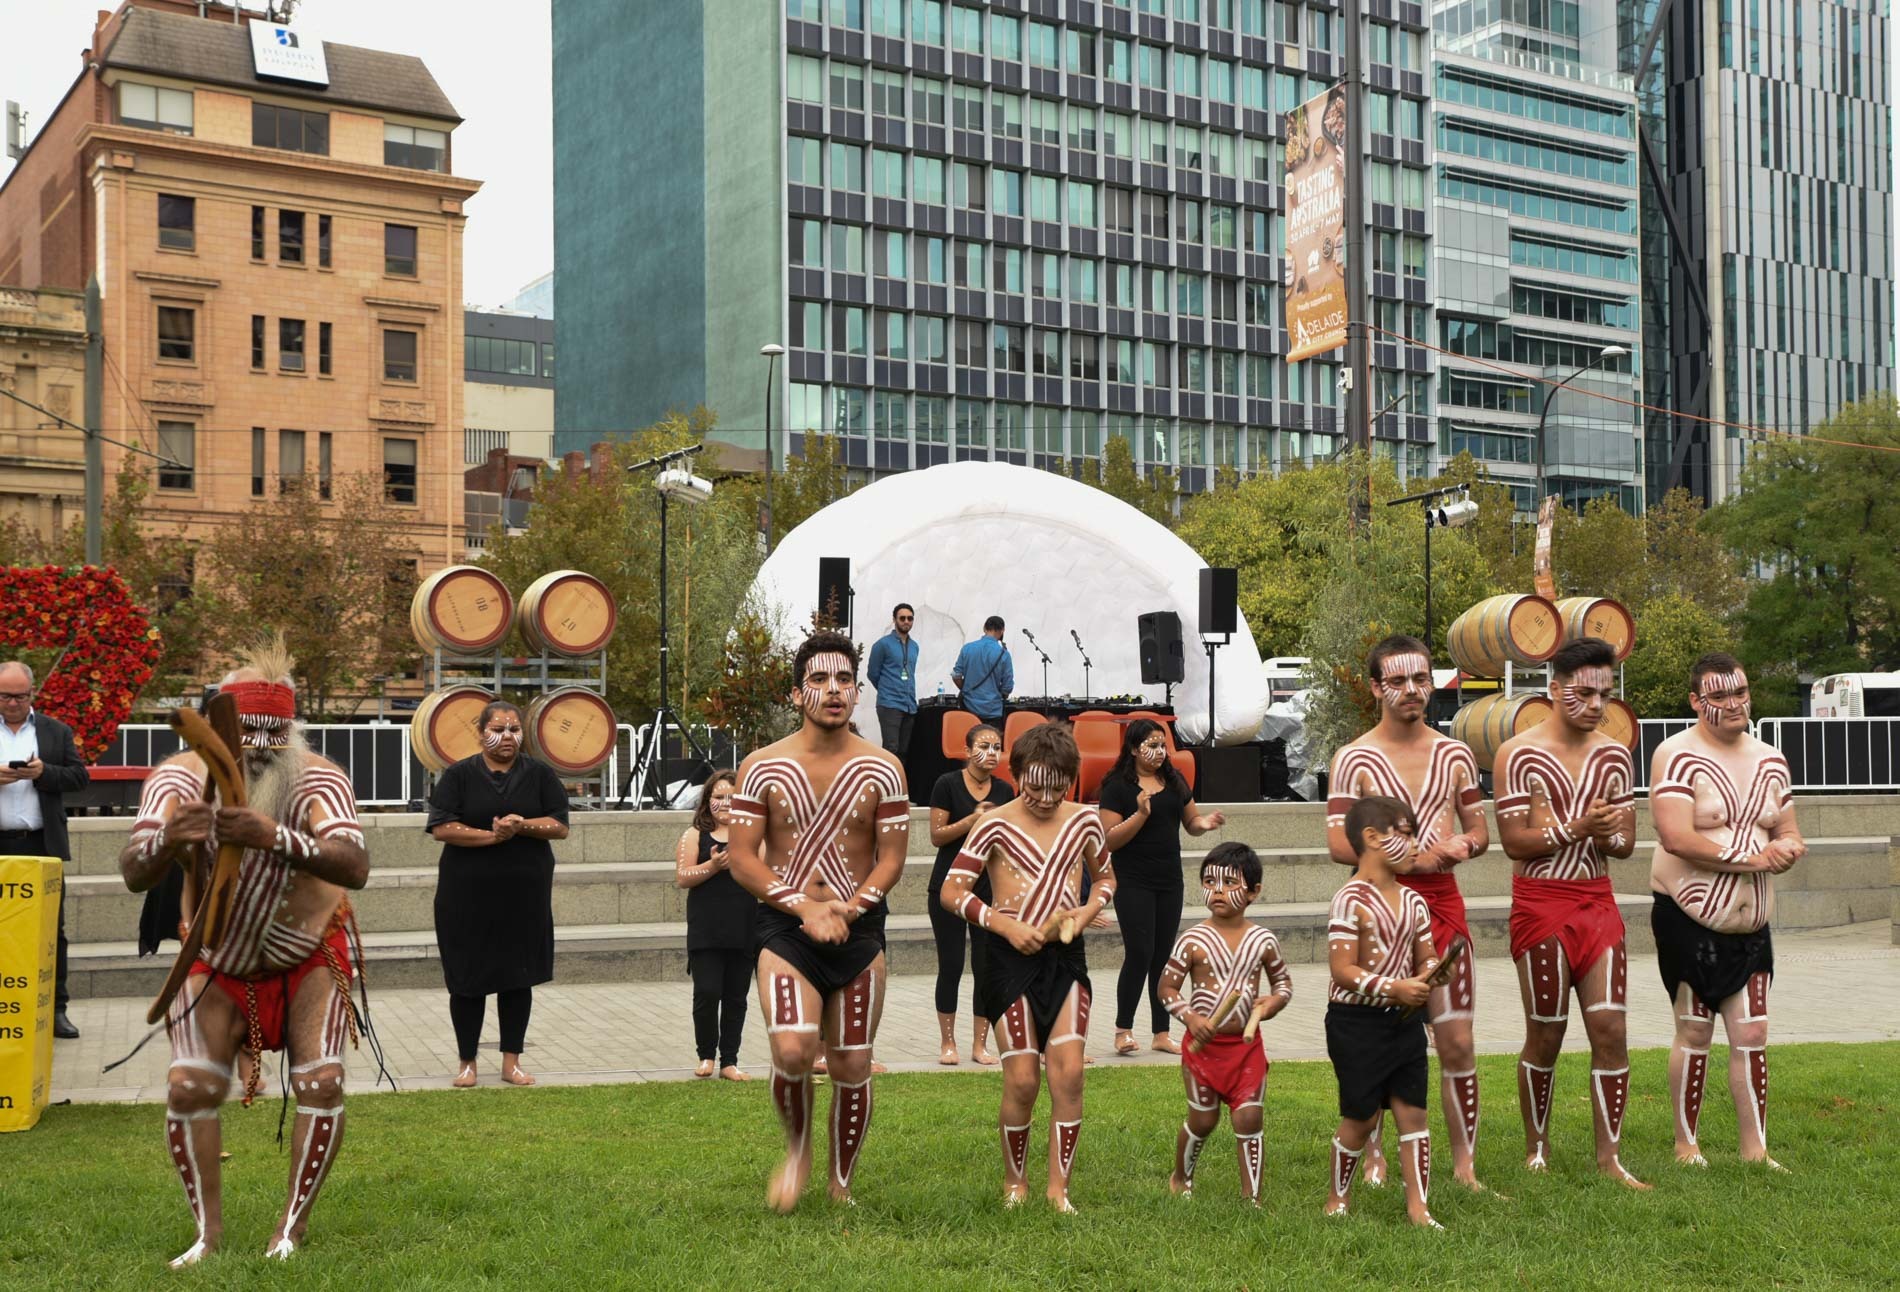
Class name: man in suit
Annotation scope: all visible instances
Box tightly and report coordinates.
[0,660,90,1038]
[952,616,1014,724]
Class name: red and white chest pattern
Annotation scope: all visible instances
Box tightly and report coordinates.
[1327,740,1479,849]
[1169,922,1292,1018]
[731,756,908,900]
[960,809,1105,929]
[1327,881,1432,1006]
[1655,749,1791,927]
[133,760,363,978]
[1497,743,1634,881]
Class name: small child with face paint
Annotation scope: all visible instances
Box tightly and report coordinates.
[1323,795,1443,1228]
[1157,842,1292,1205]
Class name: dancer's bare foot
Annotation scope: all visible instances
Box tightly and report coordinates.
[1150,1033,1181,1055]
[694,1059,716,1079]
[1742,1153,1790,1174]
[1003,1183,1030,1208]
[972,1025,996,1066]
[766,1149,812,1213]
[870,1060,888,1074]
[719,1065,750,1082]
[1675,1149,1709,1168]
[263,1232,297,1260]
[452,1061,477,1089]
[501,1054,536,1086]
[1047,1190,1078,1214]
[812,1054,829,1076]
[1452,1165,1488,1192]
[1113,1030,1140,1056]
[939,1041,960,1066]
[1323,1198,1351,1218]
[1409,1208,1446,1230]
[1167,1171,1192,1197]
[1362,1151,1388,1188]
[1601,1158,1651,1190]
[973,1044,999,1066]
[169,1234,218,1268]
[1523,1145,1548,1173]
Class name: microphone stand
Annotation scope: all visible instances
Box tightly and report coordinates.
[1022,629,1053,698]
[1070,630,1093,701]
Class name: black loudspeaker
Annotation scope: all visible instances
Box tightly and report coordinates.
[1137,611,1185,685]
[1199,567,1239,637]
[817,556,851,628]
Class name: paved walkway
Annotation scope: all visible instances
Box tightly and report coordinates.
[49,921,1899,1104]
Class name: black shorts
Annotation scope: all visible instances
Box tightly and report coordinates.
[1325,1001,1429,1120]
[984,931,1090,1048]
[755,906,887,998]
[1651,893,1775,1015]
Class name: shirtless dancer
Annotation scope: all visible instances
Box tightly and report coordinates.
[941,721,1115,1212]
[1326,636,1489,1190]
[726,631,909,1211]
[117,639,370,1264]
[1648,653,1803,1170]
[1493,636,1646,1188]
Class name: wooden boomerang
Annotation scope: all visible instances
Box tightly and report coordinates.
[1399,935,1469,1021]
[1187,989,1243,1054]
[144,698,248,1025]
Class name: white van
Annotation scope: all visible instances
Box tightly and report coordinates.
[1810,673,1900,718]
[1262,656,1311,707]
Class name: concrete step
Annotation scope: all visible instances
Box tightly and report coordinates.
[64,892,1660,1000]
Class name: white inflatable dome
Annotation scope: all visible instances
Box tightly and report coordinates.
[748,461,1268,745]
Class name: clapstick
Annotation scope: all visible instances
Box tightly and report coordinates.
[1187,989,1242,1054]
[1399,935,1469,1021]
[1240,998,1273,1043]
[1040,912,1079,944]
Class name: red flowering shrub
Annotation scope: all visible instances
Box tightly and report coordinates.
[0,565,162,761]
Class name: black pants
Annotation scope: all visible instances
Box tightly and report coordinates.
[876,706,915,759]
[926,883,992,1019]
[6,829,67,1009]
[448,987,533,1062]
[1115,878,1184,1033]
[688,948,751,1066]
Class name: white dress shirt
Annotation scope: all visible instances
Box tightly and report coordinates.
[0,712,44,831]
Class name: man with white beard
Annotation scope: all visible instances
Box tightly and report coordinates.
[118,637,368,1266]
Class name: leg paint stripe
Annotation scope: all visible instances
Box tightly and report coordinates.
[1330,1137,1363,1199]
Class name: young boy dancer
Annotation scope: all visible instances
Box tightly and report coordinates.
[941,722,1116,1212]
[1157,841,1293,1205]
[1324,796,1442,1229]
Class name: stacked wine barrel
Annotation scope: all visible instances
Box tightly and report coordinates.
[1446,592,1638,765]
[409,567,619,777]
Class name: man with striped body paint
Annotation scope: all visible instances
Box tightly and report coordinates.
[1325,635,1490,1191]
[1648,652,1803,1171]
[1493,636,1647,1188]
[726,631,911,1212]
[116,638,370,1266]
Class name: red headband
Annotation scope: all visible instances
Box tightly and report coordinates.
[222,680,296,721]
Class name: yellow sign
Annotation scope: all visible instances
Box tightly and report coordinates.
[0,856,61,1132]
[1284,84,1349,364]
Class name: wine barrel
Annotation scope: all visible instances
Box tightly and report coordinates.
[1597,697,1639,751]
[1446,594,1563,679]
[1451,692,1554,772]
[410,565,513,655]
[410,686,496,774]
[519,570,617,657]
[1555,596,1637,662]
[524,687,617,776]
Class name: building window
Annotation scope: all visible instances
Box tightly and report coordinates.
[384,122,448,171]
[157,306,195,362]
[118,83,192,135]
[318,215,332,268]
[252,103,329,155]
[252,206,266,260]
[279,430,306,492]
[157,195,195,251]
[383,438,418,504]
[279,210,304,264]
[319,322,333,376]
[541,342,553,378]
[279,318,306,372]
[251,428,266,496]
[251,315,266,370]
[383,329,418,382]
[319,431,333,499]
[385,225,418,276]
[157,422,194,490]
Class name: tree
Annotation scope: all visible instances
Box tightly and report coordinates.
[1707,394,1900,678]
[1620,593,1734,718]
[701,595,797,749]
[204,474,420,716]
[1081,434,1177,525]
[715,430,858,548]
[1642,488,1747,619]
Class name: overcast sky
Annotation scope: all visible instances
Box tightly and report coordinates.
[2,0,552,309]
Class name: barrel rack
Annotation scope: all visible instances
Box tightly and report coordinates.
[422,648,618,809]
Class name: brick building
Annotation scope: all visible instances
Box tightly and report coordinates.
[0,0,480,570]
[0,286,89,544]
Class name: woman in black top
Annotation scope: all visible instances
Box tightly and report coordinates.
[1097,718,1227,1056]
[429,699,571,1087]
[927,722,1013,1065]
[675,769,755,1081]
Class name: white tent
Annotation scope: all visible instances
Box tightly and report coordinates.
[748,462,1269,745]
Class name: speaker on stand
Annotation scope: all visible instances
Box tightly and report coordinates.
[1198,567,1238,748]
[1137,610,1185,705]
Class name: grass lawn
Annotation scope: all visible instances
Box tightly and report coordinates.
[4,1042,1896,1291]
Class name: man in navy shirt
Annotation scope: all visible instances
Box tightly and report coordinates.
[866,604,920,758]
[952,616,1014,723]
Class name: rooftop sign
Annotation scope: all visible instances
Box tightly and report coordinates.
[248,22,329,87]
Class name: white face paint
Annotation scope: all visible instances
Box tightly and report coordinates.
[1693,668,1751,729]
[1376,652,1433,713]
[1019,762,1072,815]
[481,715,523,760]
[967,734,1003,772]
[1202,864,1249,910]
[797,651,858,726]
[1376,829,1413,867]
[1556,665,1614,728]
[1136,734,1169,769]
[709,781,735,823]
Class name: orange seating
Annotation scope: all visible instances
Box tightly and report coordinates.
[992,710,1049,790]
[940,710,979,761]
[1073,717,1124,803]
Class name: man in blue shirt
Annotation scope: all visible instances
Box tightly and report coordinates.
[952,616,1014,722]
[866,603,919,758]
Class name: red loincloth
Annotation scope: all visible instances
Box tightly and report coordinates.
[1181,1030,1269,1109]
[1509,873,1623,975]
[1399,871,1469,956]
[193,923,353,1053]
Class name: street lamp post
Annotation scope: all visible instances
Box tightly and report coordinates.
[1535,344,1630,502]
[1387,484,1478,655]
[760,343,785,553]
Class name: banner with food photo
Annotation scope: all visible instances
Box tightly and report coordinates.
[1283,83,1348,363]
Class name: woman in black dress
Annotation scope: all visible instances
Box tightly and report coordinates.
[927,722,1013,1065]
[1097,718,1227,1056]
[675,769,755,1081]
[429,699,571,1087]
